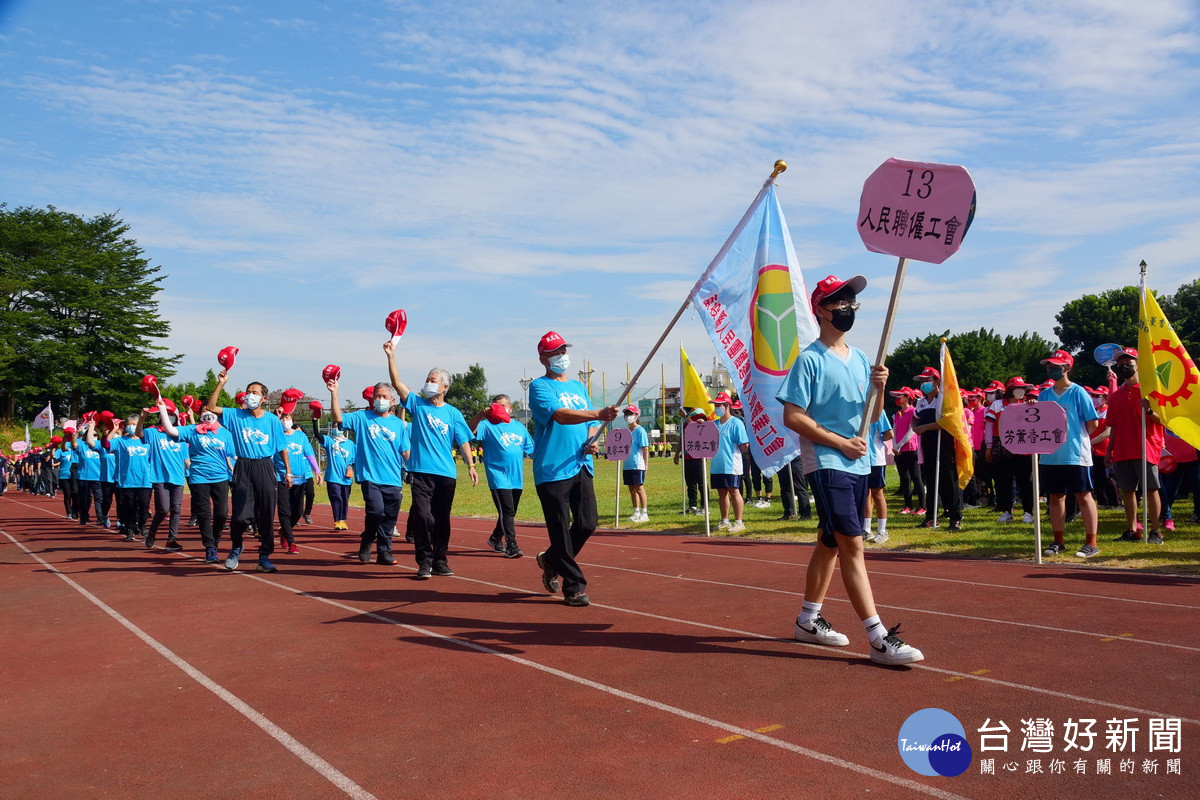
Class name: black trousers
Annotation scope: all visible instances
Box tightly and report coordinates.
[190,481,230,549]
[921,444,963,523]
[361,481,402,553]
[276,481,305,546]
[536,470,598,596]
[117,486,152,535]
[683,458,704,508]
[303,476,315,516]
[150,482,183,540]
[327,481,351,521]
[230,457,277,555]
[409,472,456,566]
[991,444,1033,514]
[489,488,522,547]
[77,479,103,524]
[894,450,924,509]
[778,459,811,518]
[60,475,78,517]
[100,481,115,521]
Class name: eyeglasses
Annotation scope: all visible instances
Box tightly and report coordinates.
[821,300,860,311]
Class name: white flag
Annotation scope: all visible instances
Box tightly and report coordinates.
[31,403,54,430]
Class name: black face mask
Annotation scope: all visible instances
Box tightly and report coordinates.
[1046,366,1065,381]
[829,307,856,332]
[1114,363,1136,380]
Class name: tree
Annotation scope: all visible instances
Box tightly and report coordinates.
[0,205,178,419]
[1053,286,1142,388]
[158,370,236,412]
[445,363,488,416]
[1160,279,1200,357]
[886,328,1057,395]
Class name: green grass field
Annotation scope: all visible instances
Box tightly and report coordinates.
[335,456,1199,575]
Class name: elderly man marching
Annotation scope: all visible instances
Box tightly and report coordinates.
[529,332,619,607]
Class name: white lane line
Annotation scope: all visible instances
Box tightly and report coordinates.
[12,499,1200,724]
[292,542,1200,726]
[1,529,379,800]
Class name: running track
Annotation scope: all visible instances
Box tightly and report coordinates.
[2,492,1196,799]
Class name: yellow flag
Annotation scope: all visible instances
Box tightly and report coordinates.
[680,345,715,419]
[1138,284,1200,449]
[936,341,975,490]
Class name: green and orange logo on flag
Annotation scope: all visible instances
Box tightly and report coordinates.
[1138,286,1200,449]
[750,264,800,377]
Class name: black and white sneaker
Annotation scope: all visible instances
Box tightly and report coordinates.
[793,614,850,646]
[536,551,560,594]
[1043,542,1067,556]
[416,563,432,579]
[868,624,924,665]
[487,533,505,553]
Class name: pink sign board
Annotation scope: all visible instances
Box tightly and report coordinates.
[857,158,976,264]
[998,402,1068,455]
[11,441,28,452]
[605,428,633,461]
[682,420,720,460]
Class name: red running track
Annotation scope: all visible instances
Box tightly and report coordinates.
[1,491,1197,799]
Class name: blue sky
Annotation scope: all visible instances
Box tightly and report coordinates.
[3,0,1198,407]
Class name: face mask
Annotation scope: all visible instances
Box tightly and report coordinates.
[420,381,440,398]
[986,393,997,403]
[624,414,636,423]
[244,393,262,410]
[1047,366,1065,381]
[714,406,727,418]
[1092,397,1104,409]
[920,382,934,395]
[125,424,137,435]
[374,397,392,413]
[548,354,570,374]
[200,413,218,424]
[828,307,856,332]
[1011,389,1026,400]
[282,419,293,431]
[1114,363,1136,380]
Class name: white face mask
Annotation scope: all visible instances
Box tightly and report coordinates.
[244,393,262,410]
[373,397,391,413]
[1011,389,1026,400]
[1092,397,1104,409]
[548,354,570,374]
[282,419,293,431]
[624,414,637,423]
[200,413,218,424]
[420,381,440,398]
[714,406,727,418]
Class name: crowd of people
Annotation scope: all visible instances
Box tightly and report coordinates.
[4,283,1195,666]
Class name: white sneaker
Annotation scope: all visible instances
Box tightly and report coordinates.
[628,513,641,523]
[869,624,924,665]
[1022,512,1034,524]
[865,531,878,543]
[757,500,769,509]
[640,512,650,523]
[874,530,889,544]
[717,519,732,530]
[997,512,1014,522]
[687,506,699,515]
[794,614,850,647]
[729,520,746,532]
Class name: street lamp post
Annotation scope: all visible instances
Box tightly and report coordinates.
[519,373,533,422]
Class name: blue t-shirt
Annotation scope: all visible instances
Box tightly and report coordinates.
[110,435,153,489]
[276,430,316,482]
[530,376,597,485]
[712,416,748,475]
[55,446,75,480]
[403,394,473,478]
[869,414,893,468]
[622,425,650,471]
[143,427,187,485]
[219,408,286,460]
[1039,382,1100,467]
[777,341,872,476]
[339,410,410,486]
[78,441,103,481]
[100,442,117,483]
[474,419,534,490]
[321,434,357,485]
[176,424,236,484]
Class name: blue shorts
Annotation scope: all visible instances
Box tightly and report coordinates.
[622,469,645,486]
[809,469,868,548]
[868,465,886,490]
[711,473,741,490]
[1039,464,1092,495]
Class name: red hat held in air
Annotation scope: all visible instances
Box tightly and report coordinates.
[217,346,239,370]
[279,388,304,415]
[322,364,342,384]
[309,400,323,420]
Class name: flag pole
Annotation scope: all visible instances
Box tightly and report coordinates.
[703,457,711,537]
[584,160,788,450]
[1139,259,1149,543]
[858,256,909,439]
[1033,452,1043,564]
[932,430,942,528]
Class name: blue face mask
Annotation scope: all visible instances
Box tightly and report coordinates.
[920,382,934,395]
[714,406,727,418]
[548,354,570,374]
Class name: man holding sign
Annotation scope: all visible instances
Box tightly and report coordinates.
[778,275,924,665]
[529,331,619,607]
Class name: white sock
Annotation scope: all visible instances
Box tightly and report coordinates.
[798,600,822,626]
[864,517,871,532]
[863,615,886,643]
[721,518,730,524]
[878,518,888,534]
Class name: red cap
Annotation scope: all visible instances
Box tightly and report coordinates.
[217,346,239,370]
[985,380,1005,393]
[189,396,204,413]
[50,435,63,444]
[322,364,342,384]
[181,395,196,412]
[537,331,572,354]
[1005,376,1031,390]
[235,391,246,406]
[1116,347,1138,360]
[362,386,375,402]
[385,309,408,337]
[913,367,941,381]
[146,398,177,415]
[63,427,76,435]
[486,403,511,424]
[712,392,733,405]
[1088,386,1110,397]
[888,387,914,398]
[308,400,323,420]
[140,374,159,395]
[1040,379,1055,389]
[1027,387,1041,398]
[279,388,304,415]
[1040,349,1075,368]
[623,404,639,415]
[810,274,867,313]
[81,411,96,423]
[731,399,743,410]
